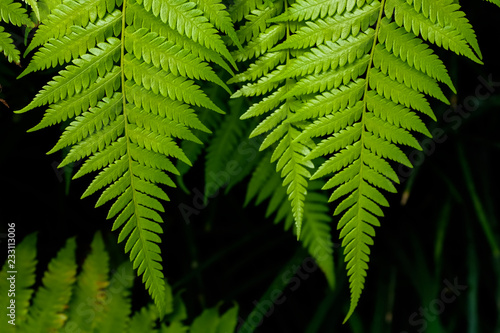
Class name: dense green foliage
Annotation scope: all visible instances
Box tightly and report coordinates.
[0,232,239,332]
[1,0,500,331]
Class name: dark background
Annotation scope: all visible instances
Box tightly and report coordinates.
[1,2,500,332]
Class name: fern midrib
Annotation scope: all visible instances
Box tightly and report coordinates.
[345,0,386,320]
[282,0,304,239]
[120,0,147,280]
[120,0,165,310]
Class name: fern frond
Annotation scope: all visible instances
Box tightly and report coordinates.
[406,0,482,58]
[233,0,482,321]
[124,26,230,93]
[231,0,351,238]
[93,262,134,333]
[301,188,335,288]
[128,304,158,332]
[378,19,455,92]
[18,0,237,317]
[66,231,110,332]
[21,238,77,333]
[21,0,40,21]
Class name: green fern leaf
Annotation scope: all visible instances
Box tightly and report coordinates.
[232,0,484,322]
[66,231,110,332]
[406,0,482,58]
[93,262,134,333]
[136,0,237,69]
[17,0,237,318]
[20,237,77,333]
[127,304,158,332]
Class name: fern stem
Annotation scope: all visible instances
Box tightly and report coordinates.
[119,0,138,221]
[119,0,164,313]
[343,0,387,323]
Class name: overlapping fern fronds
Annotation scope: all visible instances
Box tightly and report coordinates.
[16,0,238,316]
[231,0,483,320]
[0,232,239,332]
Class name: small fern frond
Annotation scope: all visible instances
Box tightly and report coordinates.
[93,262,134,333]
[21,237,77,333]
[66,231,110,331]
